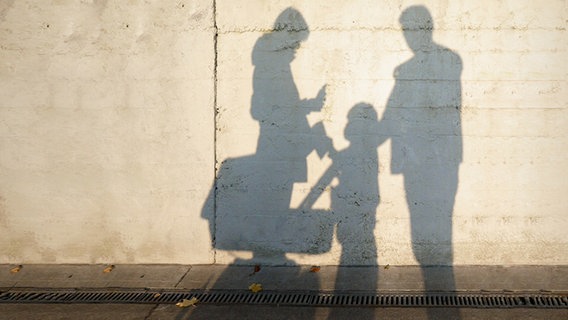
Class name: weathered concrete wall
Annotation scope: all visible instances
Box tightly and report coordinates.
[1,0,566,265]
[0,0,216,263]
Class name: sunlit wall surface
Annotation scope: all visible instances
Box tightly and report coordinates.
[1,0,566,265]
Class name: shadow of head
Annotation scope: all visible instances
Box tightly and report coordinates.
[399,5,434,52]
[265,8,310,58]
[344,103,379,141]
[273,7,309,34]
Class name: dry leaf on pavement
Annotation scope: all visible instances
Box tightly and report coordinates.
[249,283,263,293]
[249,264,261,276]
[10,265,22,273]
[103,265,115,273]
[176,297,199,308]
[309,266,321,273]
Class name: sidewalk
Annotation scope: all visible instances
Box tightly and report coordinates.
[1,265,567,320]
[2,264,568,291]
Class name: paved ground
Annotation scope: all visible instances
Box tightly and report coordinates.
[2,264,567,291]
[1,264,567,319]
[1,304,567,320]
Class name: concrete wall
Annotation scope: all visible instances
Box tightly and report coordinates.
[0,0,216,264]
[1,0,566,265]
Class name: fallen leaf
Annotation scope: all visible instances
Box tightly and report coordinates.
[309,266,321,273]
[249,283,262,293]
[10,265,22,273]
[176,297,198,308]
[384,264,390,270]
[153,293,161,298]
[249,264,261,276]
[103,265,115,273]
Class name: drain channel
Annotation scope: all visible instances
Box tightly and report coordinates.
[1,289,566,308]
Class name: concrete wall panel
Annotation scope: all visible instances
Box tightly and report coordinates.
[0,0,566,266]
[0,0,215,263]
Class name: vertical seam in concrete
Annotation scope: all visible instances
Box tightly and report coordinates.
[143,304,159,320]
[212,0,218,264]
[174,265,192,288]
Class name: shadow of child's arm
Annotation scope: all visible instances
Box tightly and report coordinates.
[298,158,338,211]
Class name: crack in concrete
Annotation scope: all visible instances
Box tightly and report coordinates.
[174,266,192,288]
[143,304,160,320]
[212,0,219,264]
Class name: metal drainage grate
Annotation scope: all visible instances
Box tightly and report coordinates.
[0,289,567,308]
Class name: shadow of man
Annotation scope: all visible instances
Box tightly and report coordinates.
[381,5,463,319]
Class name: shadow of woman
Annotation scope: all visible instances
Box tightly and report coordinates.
[207,6,333,264]
[189,7,333,320]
